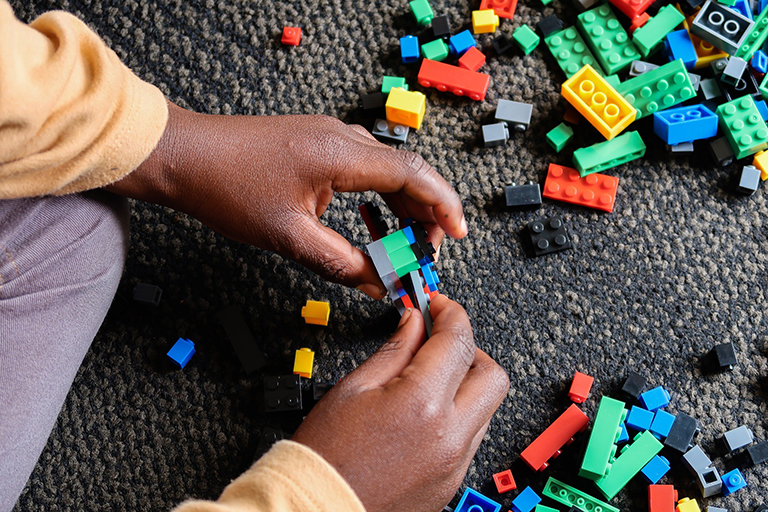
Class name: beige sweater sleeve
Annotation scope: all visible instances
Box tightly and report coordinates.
[0,1,168,198]
[174,441,366,512]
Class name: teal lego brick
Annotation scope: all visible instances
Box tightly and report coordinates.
[546,123,574,152]
[579,396,627,481]
[513,24,541,55]
[421,39,450,61]
[716,95,768,159]
[409,0,434,26]
[594,430,663,500]
[381,230,410,254]
[542,477,619,512]
[604,74,620,88]
[389,246,420,277]
[382,76,408,94]
[735,6,768,60]
[534,507,559,512]
[545,27,604,78]
[615,59,695,119]
[577,4,640,75]
[632,5,685,58]
[573,131,646,176]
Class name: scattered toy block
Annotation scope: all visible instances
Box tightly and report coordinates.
[568,371,594,403]
[302,300,331,326]
[520,404,589,471]
[293,347,314,379]
[281,27,302,46]
[543,163,619,212]
[493,469,516,493]
[167,338,195,368]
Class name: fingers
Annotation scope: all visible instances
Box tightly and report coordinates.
[454,348,510,435]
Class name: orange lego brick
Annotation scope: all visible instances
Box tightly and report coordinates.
[542,163,619,212]
[520,404,590,472]
[648,485,678,512]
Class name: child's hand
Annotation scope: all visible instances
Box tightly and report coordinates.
[107,103,467,298]
[292,294,509,512]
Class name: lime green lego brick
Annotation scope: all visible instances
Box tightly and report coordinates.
[513,24,541,55]
[409,0,434,26]
[615,59,695,118]
[761,73,768,100]
[382,76,408,94]
[534,506,559,512]
[594,431,663,500]
[545,27,604,78]
[735,6,768,60]
[546,123,574,152]
[577,4,640,75]
[542,477,620,512]
[381,230,409,254]
[716,95,768,159]
[632,5,685,58]
[389,247,420,277]
[579,396,627,481]
[421,39,450,61]
[573,131,646,176]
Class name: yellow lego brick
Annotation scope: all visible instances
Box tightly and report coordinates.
[561,64,636,140]
[472,9,499,34]
[754,150,768,180]
[293,347,315,379]
[676,498,700,512]
[385,87,426,129]
[301,300,330,326]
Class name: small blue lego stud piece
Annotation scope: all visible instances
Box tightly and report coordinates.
[400,35,420,64]
[403,226,416,244]
[449,29,476,56]
[650,410,676,439]
[626,405,654,432]
[167,338,195,368]
[721,468,747,496]
[455,487,501,512]
[511,486,542,512]
[752,50,768,75]
[641,455,671,484]
[639,386,671,411]
[617,422,630,444]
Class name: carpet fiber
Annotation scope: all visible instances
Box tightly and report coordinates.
[10,0,768,510]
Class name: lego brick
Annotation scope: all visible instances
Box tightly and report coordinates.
[633,5,686,57]
[577,4,641,75]
[372,119,409,144]
[534,507,559,512]
[496,99,533,131]
[723,425,755,450]
[561,64,637,140]
[691,1,754,54]
[649,485,678,512]
[293,347,314,379]
[711,56,729,76]
[716,95,768,158]
[747,440,768,464]
[483,122,510,147]
[617,422,629,443]
[641,455,671,484]
[386,88,426,130]
[677,498,702,512]
[721,61,760,100]
[738,164,762,193]
[301,300,331,326]
[626,405,654,431]
[653,104,718,144]
[547,123,575,151]
[579,396,627,480]
[545,26,604,78]
[361,91,386,113]
[526,216,574,258]
[665,29,699,69]
[705,508,728,512]
[513,24,541,54]
[722,56,748,85]
[688,72,701,92]
[682,445,713,475]
[493,33,515,54]
[568,371,594,403]
[734,2,768,59]
[254,427,287,459]
[459,46,486,71]
[167,338,195,368]
[455,488,501,512]
[406,269,433,337]
[615,59,696,118]
[604,74,621,88]
[133,283,162,306]
[480,0,518,19]
[572,131,646,176]
[731,0,753,19]
[630,12,652,33]
[696,466,722,497]
[450,30,477,56]
[367,239,400,294]
[664,412,699,452]
[432,15,450,39]
[680,0,706,13]
[473,9,500,34]
[761,71,768,99]
[757,99,768,121]
[542,163,619,212]
[538,15,564,38]
[721,468,747,496]
[421,39,450,61]
[511,487,541,512]
[628,60,659,77]
[755,149,768,179]
[650,410,676,439]
[639,386,671,411]
[595,431,664,499]
[417,59,490,101]
[520,404,589,470]
[217,306,267,374]
[542,477,619,512]
[505,182,542,209]
[400,35,420,63]
[493,469,516,493]
[669,141,696,153]
[312,381,333,401]
[263,375,303,412]
[281,27,302,46]
[574,0,601,11]
[410,0,434,26]
[710,135,736,165]
[621,371,647,398]
[752,49,768,73]
[699,77,723,99]
[608,0,656,19]
[382,76,408,94]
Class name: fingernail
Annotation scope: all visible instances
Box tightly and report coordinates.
[357,283,386,300]
[398,308,413,327]
[460,216,468,235]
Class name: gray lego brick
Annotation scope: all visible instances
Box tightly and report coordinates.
[688,72,701,93]
[705,507,728,512]
[723,425,755,451]
[697,466,723,498]
[722,57,747,87]
[738,165,761,195]
[682,445,713,475]
[495,99,533,131]
[700,77,722,100]
[482,122,510,147]
[669,142,695,154]
[711,57,729,76]
[408,269,433,337]
[691,1,754,55]
[372,118,409,143]
[366,239,400,299]
[628,60,659,78]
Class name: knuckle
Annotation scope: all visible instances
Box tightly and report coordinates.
[316,253,356,284]
[398,150,431,178]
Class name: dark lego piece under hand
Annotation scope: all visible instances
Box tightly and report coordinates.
[361,92,386,114]
[621,371,647,399]
[254,427,287,459]
[133,283,162,306]
[527,216,572,257]
[665,413,700,452]
[372,119,409,144]
[493,33,514,55]
[505,182,542,210]
[747,440,768,466]
[432,15,451,39]
[711,341,737,371]
[263,375,303,412]
[537,15,564,38]
[217,306,267,374]
[312,381,334,401]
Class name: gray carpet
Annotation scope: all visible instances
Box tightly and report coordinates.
[10,0,768,510]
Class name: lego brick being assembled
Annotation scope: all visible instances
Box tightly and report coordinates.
[263,375,303,412]
[639,386,671,411]
[616,59,696,118]
[417,59,490,101]
[568,371,594,403]
[542,163,619,212]
[483,122,510,147]
[577,4,641,74]
[595,430,664,499]
[372,119,409,144]
[572,131,646,176]
[455,488,501,512]
[579,396,627,480]
[526,216,574,258]
[505,183,542,209]
[716,95,768,159]
[648,485,678,512]
[511,487,542,512]
[544,26,604,78]
[690,1,754,55]
[653,104,718,145]
[621,371,647,398]
[496,99,533,131]
[723,425,754,451]
[480,0,518,19]
[217,306,267,374]
[664,412,699,452]
[542,477,619,512]
[520,404,589,471]
[633,5,686,57]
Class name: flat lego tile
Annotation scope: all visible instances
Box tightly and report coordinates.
[543,163,619,212]
[526,216,573,257]
[520,404,589,471]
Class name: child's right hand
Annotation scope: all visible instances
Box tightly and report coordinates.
[292,294,510,512]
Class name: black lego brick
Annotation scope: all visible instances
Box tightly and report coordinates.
[621,371,647,399]
[217,306,267,374]
[263,375,303,412]
[664,413,699,452]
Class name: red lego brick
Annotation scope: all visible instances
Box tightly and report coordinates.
[608,0,655,20]
[542,163,619,213]
[520,404,590,472]
[649,485,678,512]
[479,0,518,19]
[629,12,651,33]
[417,59,490,101]
[458,47,486,72]
[281,27,302,46]
[567,371,595,404]
[493,469,517,493]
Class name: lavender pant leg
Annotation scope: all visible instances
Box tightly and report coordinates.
[0,191,129,512]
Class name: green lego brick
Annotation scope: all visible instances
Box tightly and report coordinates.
[541,0,553,4]
[604,74,621,88]
[717,0,737,6]
[534,506,559,512]
[421,39,449,61]
[389,247,420,277]
[632,5,685,58]
[546,123,574,152]
[573,131,646,176]
[716,95,768,159]
[382,76,408,94]
[381,230,409,254]
[735,6,768,60]
[579,396,627,481]
[409,0,434,26]
[545,27,604,78]
[594,431,663,500]
[542,477,620,512]
[615,59,695,118]
[513,24,540,55]
[761,73,768,100]
[577,4,640,75]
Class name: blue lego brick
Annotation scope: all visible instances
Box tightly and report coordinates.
[167,338,195,368]
[639,386,671,411]
[422,262,439,291]
[665,30,698,70]
[731,0,753,20]
[400,35,420,64]
[403,226,416,244]
[641,455,671,484]
[511,487,542,512]
[650,410,676,439]
[626,405,654,431]
[449,30,476,56]
[653,104,719,145]
[757,99,768,120]
[456,488,502,512]
[752,49,768,74]
[617,422,629,443]
[721,468,747,496]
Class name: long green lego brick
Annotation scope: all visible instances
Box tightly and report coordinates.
[594,431,663,500]
[579,396,627,481]
[615,59,695,118]
[573,131,646,176]
[542,477,620,512]
[577,4,640,75]
[535,506,559,512]
[545,27,604,78]
[735,6,768,60]
[632,5,685,58]
[716,95,768,159]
